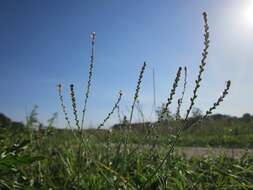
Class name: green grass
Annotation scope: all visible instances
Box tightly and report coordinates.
[1,120,253,189]
[107,116,253,148]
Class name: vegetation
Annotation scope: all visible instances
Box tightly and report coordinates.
[111,113,253,148]
[1,112,253,189]
[1,12,252,189]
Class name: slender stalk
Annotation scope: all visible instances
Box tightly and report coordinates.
[124,62,146,165]
[129,62,146,125]
[157,67,182,123]
[203,80,231,119]
[185,12,210,120]
[189,80,231,128]
[117,105,122,124]
[70,84,80,130]
[70,84,82,189]
[176,66,187,120]
[81,32,96,130]
[97,90,123,129]
[57,84,72,128]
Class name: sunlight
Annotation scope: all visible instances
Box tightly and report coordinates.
[242,1,253,27]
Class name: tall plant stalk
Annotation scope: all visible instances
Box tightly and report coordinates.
[81,32,96,130]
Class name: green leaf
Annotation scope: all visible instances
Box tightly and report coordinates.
[0,155,44,167]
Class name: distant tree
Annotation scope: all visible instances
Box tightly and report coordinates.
[242,113,251,123]
[0,113,11,127]
[156,103,174,122]
[112,115,129,130]
[0,113,24,130]
[210,114,224,120]
[191,107,202,118]
[210,114,232,121]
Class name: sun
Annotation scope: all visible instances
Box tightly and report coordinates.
[243,1,253,26]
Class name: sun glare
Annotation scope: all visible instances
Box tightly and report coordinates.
[243,1,253,26]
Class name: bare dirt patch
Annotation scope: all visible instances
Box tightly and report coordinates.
[174,147,253,159]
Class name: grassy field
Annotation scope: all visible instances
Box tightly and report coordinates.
[1,112,253,189]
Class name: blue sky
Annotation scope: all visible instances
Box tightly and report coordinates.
[1,0,253,128]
